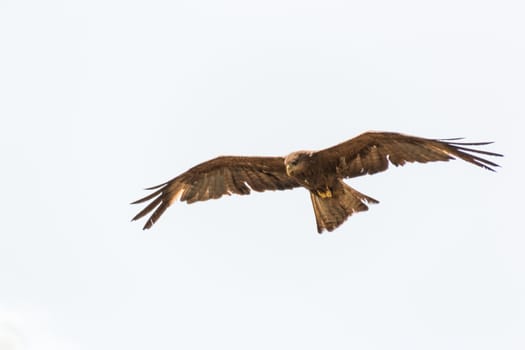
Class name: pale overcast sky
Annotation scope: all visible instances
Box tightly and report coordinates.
[1,0,524,349]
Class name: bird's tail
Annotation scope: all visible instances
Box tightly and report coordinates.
[310,183,379,233]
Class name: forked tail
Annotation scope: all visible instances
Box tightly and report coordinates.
[310,183,379,233]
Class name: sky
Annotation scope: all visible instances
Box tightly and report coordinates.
[1,0,524,349]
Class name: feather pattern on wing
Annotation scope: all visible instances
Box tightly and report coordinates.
[314,131,502,178]
[131,156,300,229]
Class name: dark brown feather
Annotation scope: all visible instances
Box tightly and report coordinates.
[314,131,502,178]
[131,156,300,229]
[310,182,379,233]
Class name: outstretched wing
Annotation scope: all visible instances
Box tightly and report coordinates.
[132,156,300,229]
[314,131,502,178]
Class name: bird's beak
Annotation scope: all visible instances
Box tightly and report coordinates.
[286,164,292,176]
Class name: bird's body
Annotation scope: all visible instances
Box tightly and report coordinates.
[132,131,502,233]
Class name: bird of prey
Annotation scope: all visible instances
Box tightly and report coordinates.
[132,131,502,233]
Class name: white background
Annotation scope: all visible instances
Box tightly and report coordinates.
[1,0,523,349]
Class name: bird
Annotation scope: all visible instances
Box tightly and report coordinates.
[132,131,502,233]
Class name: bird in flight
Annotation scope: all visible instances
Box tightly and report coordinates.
[132,131,502,233]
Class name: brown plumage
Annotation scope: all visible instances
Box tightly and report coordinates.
[132,131,502,233]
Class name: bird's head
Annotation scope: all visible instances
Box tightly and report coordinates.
[284,151,313,176]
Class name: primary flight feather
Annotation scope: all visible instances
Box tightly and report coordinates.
[132,131,502,233]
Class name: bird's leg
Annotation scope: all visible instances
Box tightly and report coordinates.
[316,187,333,198]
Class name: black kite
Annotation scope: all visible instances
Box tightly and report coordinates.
[132,131,502,233]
